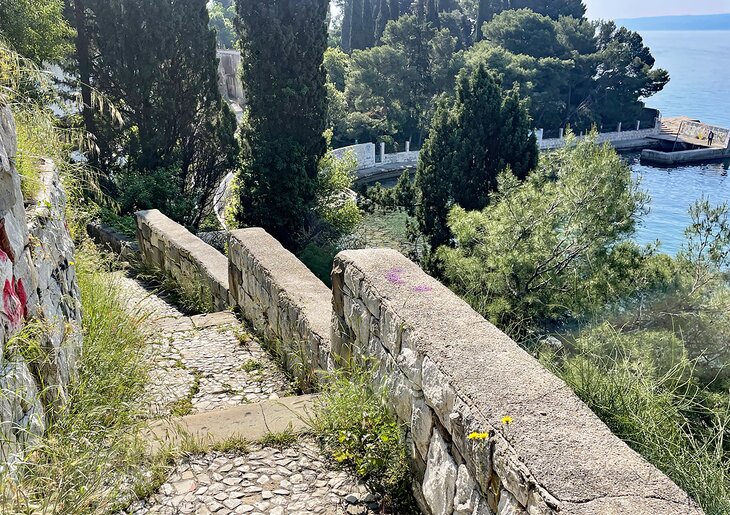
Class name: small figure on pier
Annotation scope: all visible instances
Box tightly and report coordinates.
[708,130,715,146]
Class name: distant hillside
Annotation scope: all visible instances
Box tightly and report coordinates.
[617,13,730,31]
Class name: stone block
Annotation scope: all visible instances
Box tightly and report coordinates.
[454,464,484,515]
[422,429,458,515]
[497,489,527,515]
[380,307,403,355]
[411,395,434,459]
[422,356,456,433]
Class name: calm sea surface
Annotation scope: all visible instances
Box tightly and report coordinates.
[632,30,730,254]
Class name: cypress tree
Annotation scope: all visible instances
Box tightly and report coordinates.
[341,0,353,52]
[68,0,238,228]
[374,0,391,42]
[349,0,368,50]
[415,0,440,26]
[235,0,329,249]
[415,65,537,248]
[362,0,376,47]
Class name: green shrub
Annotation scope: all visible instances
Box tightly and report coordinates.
[310,367,417,513]
[544,325,730,515]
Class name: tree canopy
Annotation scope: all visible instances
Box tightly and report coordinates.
[234,0,330,249]
[65,0,237,228]
[415,65,537,248]
[0,0,73,64]
[438,135,650,333]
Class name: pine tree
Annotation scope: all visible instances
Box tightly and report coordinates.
[415,65,537,248]
[235,0,329,249]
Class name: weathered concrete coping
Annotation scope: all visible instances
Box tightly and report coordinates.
[147,395,315,453]
[333,249,702,515]
[135,209,230,310]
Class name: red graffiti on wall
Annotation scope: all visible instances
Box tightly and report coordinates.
[3,277,27,328]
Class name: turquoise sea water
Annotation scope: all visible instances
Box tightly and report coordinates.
[632,30,730,254]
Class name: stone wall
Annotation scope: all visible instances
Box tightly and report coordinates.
[135,209,231,311]
[539,126,661,150]
[217,49,244,105]
[331,143,376,170]
[129,213,702,514]
[381,150,419,166]
[330,249,703,515]
[86,222,139,261]
[0,107,82,470]
[228,228,332,387]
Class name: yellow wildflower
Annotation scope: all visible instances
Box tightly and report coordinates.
[467,432,489,440]
[501,416,513,425]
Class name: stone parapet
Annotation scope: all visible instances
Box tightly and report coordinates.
[540,126,660,150]
[228,228,332,386]
[330,248,703,515]
[86,222,139,261]
[135,209,230,311]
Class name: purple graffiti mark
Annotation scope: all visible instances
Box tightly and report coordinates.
[385,268,406,285]
[412,284,433,293]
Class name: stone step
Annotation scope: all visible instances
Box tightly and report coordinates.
[146,394,316,452]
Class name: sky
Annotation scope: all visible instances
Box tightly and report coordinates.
[584,0,730,20]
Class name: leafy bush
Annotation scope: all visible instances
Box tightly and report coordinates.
[310,368,417,513]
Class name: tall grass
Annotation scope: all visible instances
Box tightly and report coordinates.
[0,243,153,513]
[544,326,730,515]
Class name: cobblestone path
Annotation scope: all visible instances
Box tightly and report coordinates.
[119,276,379,515]
[127,442,377,515]
[119,276,293,416]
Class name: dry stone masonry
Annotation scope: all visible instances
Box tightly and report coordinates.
[0,107,82,470]
[132,208,705,515]
[136,209,232,311]
[228,228,332,388]
[330,249,702,515]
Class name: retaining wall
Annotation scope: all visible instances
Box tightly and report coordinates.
[0,107,82,469]
[86,222,139,261]
[331,143,376,170]
[135,209,231,311]
[330,249,702,515]
[228,228,332,387]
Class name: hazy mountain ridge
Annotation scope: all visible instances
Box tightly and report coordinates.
[617,13,730,31]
